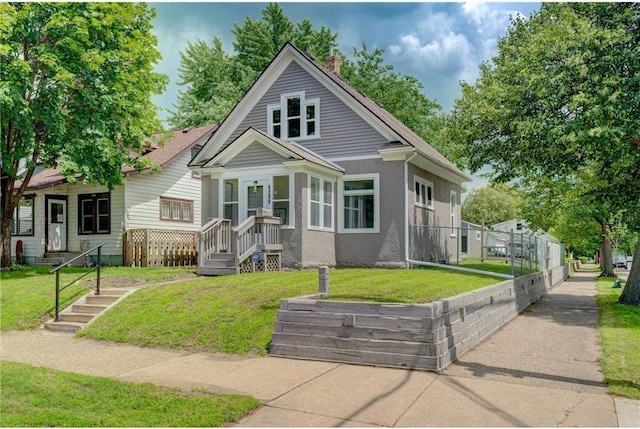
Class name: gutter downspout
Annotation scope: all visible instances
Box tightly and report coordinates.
[404,149,418,266]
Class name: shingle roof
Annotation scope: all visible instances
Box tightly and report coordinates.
[22,124,217,190]
[295,44,467,179]
[122,124,218,175]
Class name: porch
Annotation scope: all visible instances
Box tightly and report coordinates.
[199,210,283,276]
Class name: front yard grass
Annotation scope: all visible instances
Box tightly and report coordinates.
[595,278,640,400]
[78,267,501,355]
[0,360,259,427]
[0,266,197,330]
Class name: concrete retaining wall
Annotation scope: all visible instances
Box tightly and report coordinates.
[270,264,570,372]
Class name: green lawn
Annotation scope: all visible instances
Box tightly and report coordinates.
[458,258,536,276]
[0,266,197,330]
[78,267,501,355]
[0,360,259,427]
[596,278,640,400]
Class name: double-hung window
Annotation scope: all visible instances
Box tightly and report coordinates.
[223,179,239,226]
[78,193,110,235]
[309,176,333,230]
[450,190,458,237]
[11,195,35,236]
[414,176,434,209]
[339,174,379,233]
[273,175,291,227]
[268,91,319,140]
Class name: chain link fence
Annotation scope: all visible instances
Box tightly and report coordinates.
[409,224,565,278]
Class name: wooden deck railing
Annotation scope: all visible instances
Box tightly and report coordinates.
[124,229,198,267]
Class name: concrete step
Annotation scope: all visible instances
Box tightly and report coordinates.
[33,257,64,266]
[58,312,95,323]
[198,266,238,276]
[98,288,129,296]
[44,320,85,333]
[71,303,109,314]
[85,295,121,305]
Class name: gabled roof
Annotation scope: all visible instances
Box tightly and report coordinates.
[205,127,344,174]
[22,124,217,190]
[190,42,468,182]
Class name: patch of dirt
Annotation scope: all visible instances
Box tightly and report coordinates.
[83,274,198,288]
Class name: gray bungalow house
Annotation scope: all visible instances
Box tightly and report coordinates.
[190,43,469,274]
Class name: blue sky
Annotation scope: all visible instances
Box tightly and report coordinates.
[149,1,541,191]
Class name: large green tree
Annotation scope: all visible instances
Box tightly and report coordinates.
[448,3,640,304]
[339,43,441,145]
[0,2,167,267]
[461,184,522,227]
[168,3,445,156]
[168,3,337,129]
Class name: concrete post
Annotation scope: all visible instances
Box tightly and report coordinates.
[319,266,329,297]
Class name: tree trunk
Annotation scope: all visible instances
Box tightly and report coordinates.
[1,204,13,268]
[618,238,640,306]
[598,220,615,277]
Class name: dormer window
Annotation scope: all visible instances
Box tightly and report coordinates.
[268,91,319,140]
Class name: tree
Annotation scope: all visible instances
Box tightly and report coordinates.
[448,3,640,304]
[0,3,167,268]
[168,3,337,129]
[232,3,336,75]
[167,3,447,160]
[167,38,254,129]
[461,184,522,227]
[339,43,441,145]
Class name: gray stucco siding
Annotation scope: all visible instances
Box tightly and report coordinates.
[408,163,462,263]
[221,61,389,160]
[280,173,305,269]
[225,141,285,169]
[335,158,406,267]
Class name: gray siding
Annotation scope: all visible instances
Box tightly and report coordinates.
[408,163,462,263]
[281,173,305,269]
[223,61,388,159]
[225,141,285,169]
[335,158,406,268]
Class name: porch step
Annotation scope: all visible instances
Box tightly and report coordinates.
[44,288,133,333]
[33,252,86,267]
[33,257,64,267]
[198,253,237,276]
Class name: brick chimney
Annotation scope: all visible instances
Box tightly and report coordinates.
[325,41,340,75]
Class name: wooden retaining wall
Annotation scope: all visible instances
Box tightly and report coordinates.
[270,264,570,372]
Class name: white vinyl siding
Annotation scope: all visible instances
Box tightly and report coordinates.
[125,150,201,232]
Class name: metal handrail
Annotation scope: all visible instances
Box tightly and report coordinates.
[50,241,107,322]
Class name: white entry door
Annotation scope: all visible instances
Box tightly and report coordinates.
[47,198,67,252]
[243,179,269,219]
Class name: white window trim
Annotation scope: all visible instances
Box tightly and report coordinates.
[450,190,458,237]
[218,170,296,229]
[308,175,334,232]
[272,174,294,229]
[338,173,380,234]
[267,91,320,140]
[414,175,434,210]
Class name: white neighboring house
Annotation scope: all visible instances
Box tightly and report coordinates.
[10,124,217,265]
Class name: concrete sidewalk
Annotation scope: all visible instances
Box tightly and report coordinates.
[1,270,638,427]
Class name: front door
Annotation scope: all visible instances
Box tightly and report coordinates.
[47,198,67,252]
[244,179,269,219]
